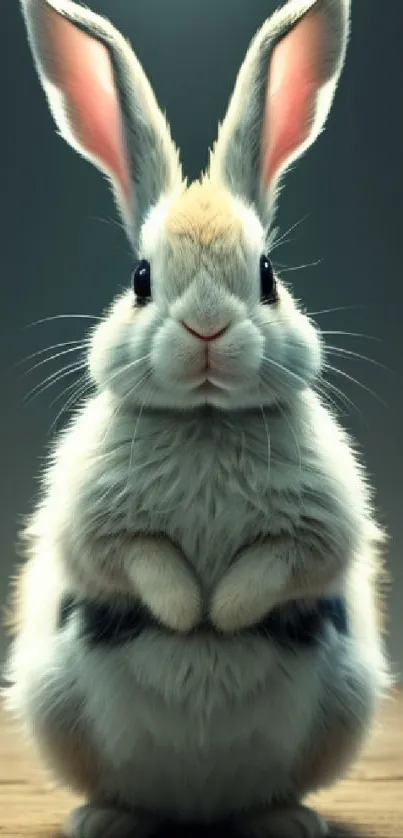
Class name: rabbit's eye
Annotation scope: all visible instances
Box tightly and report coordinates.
[132,259,151,304]
[260,255,277,304]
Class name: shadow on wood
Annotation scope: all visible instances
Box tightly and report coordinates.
[149,820,369,838]
[328,824,369,838]
[48,827,380,838]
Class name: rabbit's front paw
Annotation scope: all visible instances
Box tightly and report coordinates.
[237,805,328,838]
[210,545,288,633]
[128,535,202,633]
[65,804,159,838]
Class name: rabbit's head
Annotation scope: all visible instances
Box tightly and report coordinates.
[21,0,350,411]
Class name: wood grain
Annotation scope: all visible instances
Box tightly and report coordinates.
[1,690,402,837]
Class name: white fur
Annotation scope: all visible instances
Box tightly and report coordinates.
[6,579,387,823]
[5,390,390,823]
[7,0,390,833]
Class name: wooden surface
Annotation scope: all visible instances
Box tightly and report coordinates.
[1,691,402,838]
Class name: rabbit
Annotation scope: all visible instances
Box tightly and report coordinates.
[4,0,391,837]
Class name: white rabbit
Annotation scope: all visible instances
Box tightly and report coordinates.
[4,1,391,837]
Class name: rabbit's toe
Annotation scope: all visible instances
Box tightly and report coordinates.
[64,804,158,838]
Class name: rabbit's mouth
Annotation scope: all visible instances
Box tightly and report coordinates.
[195,380,232,397]
[180,364,248,395]
[176,351,241,388]
[161,353,264,407]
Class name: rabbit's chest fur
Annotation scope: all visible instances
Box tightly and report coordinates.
[55,397,310,588]
[124,411,300,585]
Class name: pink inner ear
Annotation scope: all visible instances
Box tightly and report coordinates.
[47,6,131,201]
[263,8,326,188]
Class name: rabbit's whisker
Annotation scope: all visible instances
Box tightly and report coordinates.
[24,362,87,403]
[27,314,102,327]
[22,344,89,376]
[15,339,87,368]
[48,375,93,435]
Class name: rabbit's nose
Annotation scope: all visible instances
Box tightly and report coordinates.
[181,321,229,342]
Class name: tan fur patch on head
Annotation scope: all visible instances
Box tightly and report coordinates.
[165,180,243,248]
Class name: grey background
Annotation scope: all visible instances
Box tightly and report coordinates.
[0,0,402,672]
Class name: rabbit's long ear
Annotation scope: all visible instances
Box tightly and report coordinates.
[20,0,183,249]
[209,0,350,227]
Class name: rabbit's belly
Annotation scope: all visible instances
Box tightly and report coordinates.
[7,610,348,819]
[72,629,324,818]
[6,581,353,819]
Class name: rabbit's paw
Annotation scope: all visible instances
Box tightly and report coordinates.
[238,805,328,838]
[210,546,288,633]
[128,536,202,633]
[64,803,159,838]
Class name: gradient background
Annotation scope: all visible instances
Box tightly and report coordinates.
[0,0,402,672]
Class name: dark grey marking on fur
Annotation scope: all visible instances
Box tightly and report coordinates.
[58,593,348,647]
